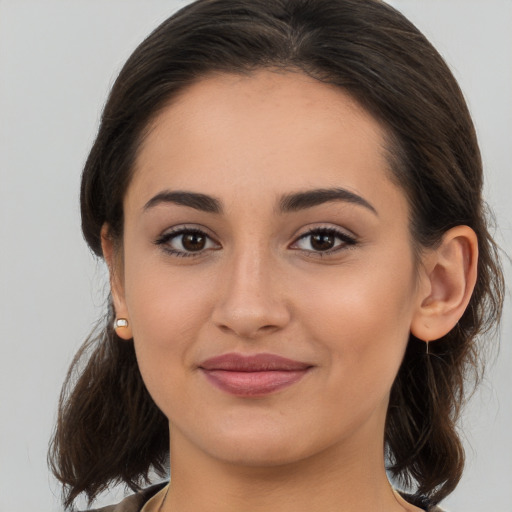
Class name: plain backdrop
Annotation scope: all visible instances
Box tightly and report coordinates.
[0,1,510,511]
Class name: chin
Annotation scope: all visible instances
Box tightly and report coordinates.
[211,440,311,468]
[188,418,330,469]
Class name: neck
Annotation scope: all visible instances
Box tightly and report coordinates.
[162,424,417,512]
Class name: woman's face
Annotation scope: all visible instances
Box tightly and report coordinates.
[112,70,427,467]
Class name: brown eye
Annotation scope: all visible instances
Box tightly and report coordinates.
[182,232,206,251]
[292,227,357,254]
[155,228,219,257]
[310,233,336,251]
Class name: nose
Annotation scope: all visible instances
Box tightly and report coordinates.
[211,248,291,339]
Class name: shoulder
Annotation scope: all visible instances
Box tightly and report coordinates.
[82,483,168,512]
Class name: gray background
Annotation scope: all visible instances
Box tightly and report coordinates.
[0,1,510,510]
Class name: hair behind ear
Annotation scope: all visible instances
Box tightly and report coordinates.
[386,333,467,503]
[48,304,169,509]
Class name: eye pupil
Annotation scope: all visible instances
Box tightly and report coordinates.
[182,233,206,251]
[311,233,335,251]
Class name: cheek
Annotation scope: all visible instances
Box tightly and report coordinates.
[127,273,206,343]
[300,256,417,389]
[121,258,215,407]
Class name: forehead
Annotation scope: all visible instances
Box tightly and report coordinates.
[143,70,386,151]
[129,70,401,214]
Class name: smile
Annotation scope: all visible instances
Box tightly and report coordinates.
[199,353,313,397]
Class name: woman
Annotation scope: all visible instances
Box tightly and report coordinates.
[49,1,504,511]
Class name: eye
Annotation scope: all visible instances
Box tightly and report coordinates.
[155,227,220,257]
[291,227,357,255]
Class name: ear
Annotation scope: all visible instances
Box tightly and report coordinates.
[411,225,478,343]
[101,224,133,340]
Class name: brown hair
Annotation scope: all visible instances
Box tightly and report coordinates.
[49,0,504,509]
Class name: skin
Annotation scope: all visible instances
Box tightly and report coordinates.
[103,70,478,512]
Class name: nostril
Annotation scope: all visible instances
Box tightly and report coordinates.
[220,323,280,339]
[260,324,278,332]
[211,284,291,338]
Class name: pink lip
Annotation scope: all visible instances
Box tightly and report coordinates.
[199,353,312,397]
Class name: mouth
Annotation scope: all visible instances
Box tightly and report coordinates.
[198,353,313,397]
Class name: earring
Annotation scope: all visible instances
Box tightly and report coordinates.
[114,318,129,330]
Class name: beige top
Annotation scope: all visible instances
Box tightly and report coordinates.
[86,483,446,512]
[140,484,169,512]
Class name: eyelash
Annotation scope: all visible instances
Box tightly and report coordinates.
[154,226,357,258]
[292,227,357,256]
[154,227,219,258]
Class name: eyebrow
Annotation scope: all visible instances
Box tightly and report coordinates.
[279,188,378,215]
[143,191,222,213]
[143,187,377,216]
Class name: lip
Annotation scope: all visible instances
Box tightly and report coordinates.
[199,353,313,397]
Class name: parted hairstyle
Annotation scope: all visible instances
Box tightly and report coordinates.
[49,0,504,509]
